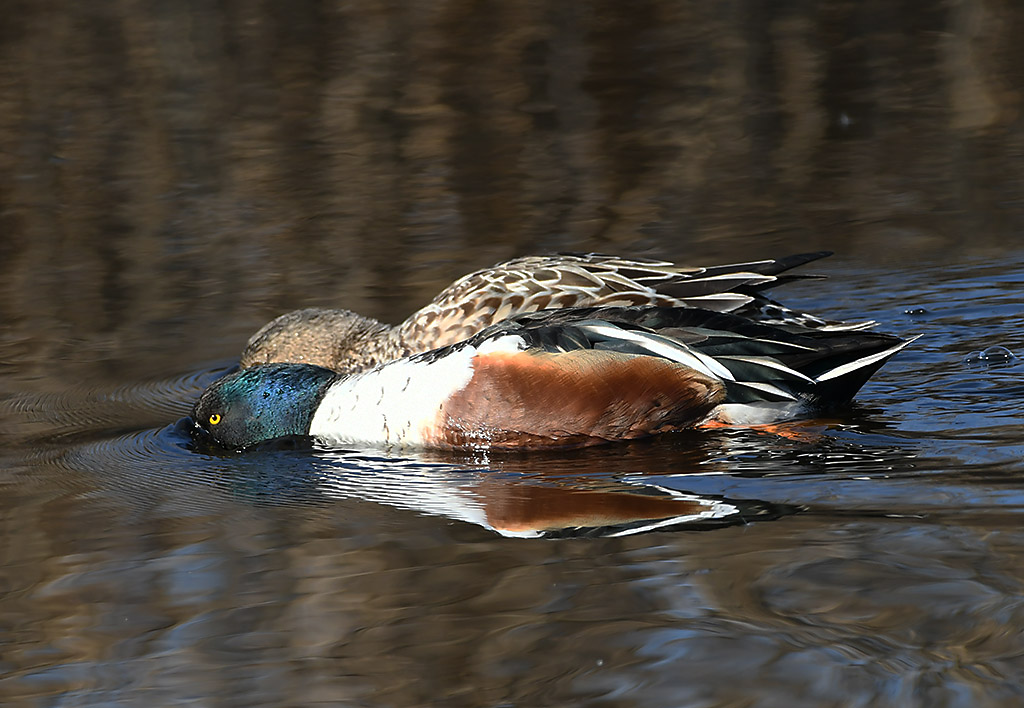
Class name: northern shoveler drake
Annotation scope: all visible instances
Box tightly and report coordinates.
[194,305,914,451]
[239,251,872,375]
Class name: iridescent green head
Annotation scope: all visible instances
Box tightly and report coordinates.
[192,364,336,450]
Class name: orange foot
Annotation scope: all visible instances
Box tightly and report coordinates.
[699,418,828,442]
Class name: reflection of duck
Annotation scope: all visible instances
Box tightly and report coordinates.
[467,477,793,538]
[288,451,794,538]
[193,305,913,451]
[240,252,871,375]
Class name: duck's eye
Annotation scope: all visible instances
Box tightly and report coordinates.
[209,414,222,425]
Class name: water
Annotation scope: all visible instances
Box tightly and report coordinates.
[4,2,1024,706]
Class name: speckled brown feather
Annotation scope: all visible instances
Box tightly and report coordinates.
[395,254,749,351]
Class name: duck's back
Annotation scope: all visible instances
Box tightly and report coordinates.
[396,252,868,352]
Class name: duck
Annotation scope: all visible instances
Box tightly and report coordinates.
[239,251,872,376]
[194,304,913,452]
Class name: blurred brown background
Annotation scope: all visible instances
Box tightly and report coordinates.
[2,0,1022,378]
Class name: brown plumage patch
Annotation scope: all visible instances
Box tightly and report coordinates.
[439,349,726,448]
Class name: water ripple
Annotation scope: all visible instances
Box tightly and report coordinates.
[0,366,230,447]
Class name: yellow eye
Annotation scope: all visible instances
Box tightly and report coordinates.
[209,414,221,425]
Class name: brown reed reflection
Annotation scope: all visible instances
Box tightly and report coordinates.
[2,1,1024,383]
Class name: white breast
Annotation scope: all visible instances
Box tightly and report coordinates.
[309,334,525,447]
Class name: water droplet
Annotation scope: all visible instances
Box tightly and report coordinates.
[963,346,1016,366]
[983,345,1015,362]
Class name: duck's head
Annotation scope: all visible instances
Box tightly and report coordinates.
[192,363,337,450]
[239,308,391,374]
